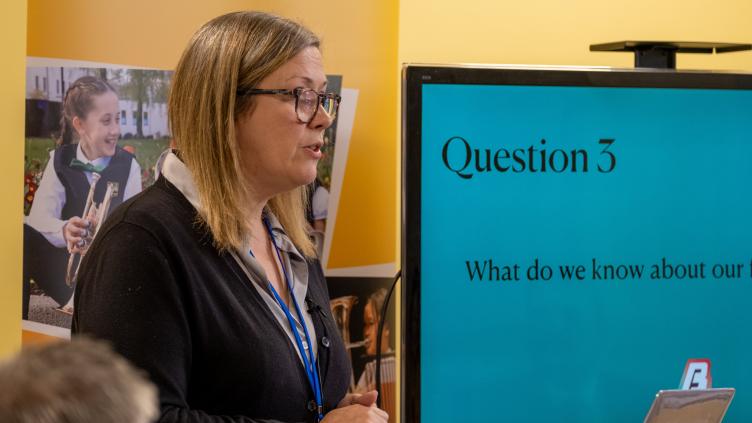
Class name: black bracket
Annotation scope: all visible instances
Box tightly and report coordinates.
[590,41,752,69]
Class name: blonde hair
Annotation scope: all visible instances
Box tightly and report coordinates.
[169,11,319,256]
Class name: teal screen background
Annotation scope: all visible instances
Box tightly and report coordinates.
[420,84,752,422]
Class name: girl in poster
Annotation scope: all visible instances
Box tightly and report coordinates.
[23,75,142,321]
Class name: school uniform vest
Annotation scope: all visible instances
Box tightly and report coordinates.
[53,143,134,220]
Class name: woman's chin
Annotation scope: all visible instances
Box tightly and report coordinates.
[257,168,318,194]
[294,167,319,187]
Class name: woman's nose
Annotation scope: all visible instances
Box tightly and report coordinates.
[309,103,334,130]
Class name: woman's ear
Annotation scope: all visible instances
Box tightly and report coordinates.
[71,115,86,138]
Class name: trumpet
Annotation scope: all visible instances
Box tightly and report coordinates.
[329,295,364,392]
[65,174,119,286]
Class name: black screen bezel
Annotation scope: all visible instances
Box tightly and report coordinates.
[401,64,752,422]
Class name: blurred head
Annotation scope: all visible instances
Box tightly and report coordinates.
[169,11,328,256]
[363,288,391,356]
[60,76,121,159]
[0,338,158,423]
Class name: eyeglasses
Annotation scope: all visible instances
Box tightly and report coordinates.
[237,87,341,124]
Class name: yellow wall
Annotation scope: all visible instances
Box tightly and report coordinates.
[399,0,752,70]
[27,0,398,271]
[0,0,26,359]
[4,0,399,354]
[27,1,253,69]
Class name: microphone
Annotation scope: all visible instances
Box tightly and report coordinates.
[305,297,326,318]
[305,297,317,312]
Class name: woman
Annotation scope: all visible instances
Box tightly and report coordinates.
[73,11,388,423]
[23,75,142,319]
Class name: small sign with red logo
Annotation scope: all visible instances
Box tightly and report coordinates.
[680,358,712,390]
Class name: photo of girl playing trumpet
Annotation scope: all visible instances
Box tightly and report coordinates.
[23,75,142,324]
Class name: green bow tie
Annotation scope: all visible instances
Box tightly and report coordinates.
[69,158,104,173]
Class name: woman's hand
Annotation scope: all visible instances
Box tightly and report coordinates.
[63,217,90,253]
[321,391,389,423]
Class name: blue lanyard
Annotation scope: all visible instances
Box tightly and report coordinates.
[253,217,324,421]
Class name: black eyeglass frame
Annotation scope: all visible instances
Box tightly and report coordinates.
[237,87,342,124]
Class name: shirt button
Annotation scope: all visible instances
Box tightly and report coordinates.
[307,400,317,411]
[321,336,331,348]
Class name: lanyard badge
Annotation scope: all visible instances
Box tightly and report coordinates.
[255,217,325,421]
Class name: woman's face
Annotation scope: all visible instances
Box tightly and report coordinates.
[363,300,390,356]
[363,301,378,356]
[73,91,121,160]
[235,46,333,198]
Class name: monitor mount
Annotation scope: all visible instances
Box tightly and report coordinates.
[590,41,751,69]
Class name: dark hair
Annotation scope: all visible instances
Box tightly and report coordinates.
[58,75,117,145]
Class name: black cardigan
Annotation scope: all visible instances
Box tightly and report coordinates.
[72,177,351,422]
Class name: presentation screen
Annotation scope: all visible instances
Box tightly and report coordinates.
[402,65,752,422]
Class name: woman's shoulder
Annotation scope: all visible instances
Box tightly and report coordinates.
[100,177,201,241]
